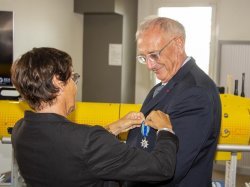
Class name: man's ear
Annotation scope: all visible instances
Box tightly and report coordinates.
[52,75,64,92]
[176,37,184,49]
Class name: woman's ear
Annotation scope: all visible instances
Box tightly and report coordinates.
[52,75,64,93]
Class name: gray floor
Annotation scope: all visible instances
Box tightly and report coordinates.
[212,169,250,187]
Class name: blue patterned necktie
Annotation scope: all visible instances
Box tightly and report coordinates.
[153,84,164,98]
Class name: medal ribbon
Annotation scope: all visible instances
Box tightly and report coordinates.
[141,121,150,137]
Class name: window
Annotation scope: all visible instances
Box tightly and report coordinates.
[157,7,213,82]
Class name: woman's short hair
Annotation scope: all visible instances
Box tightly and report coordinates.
[11,47,72,110]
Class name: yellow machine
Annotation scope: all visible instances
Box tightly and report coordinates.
[1,94,250,160]
[0,100,142,141]
[215,94,250,160]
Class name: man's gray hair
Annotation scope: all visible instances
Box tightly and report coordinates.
[136,16,186,40]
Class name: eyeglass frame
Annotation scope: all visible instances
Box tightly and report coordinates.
[136,36,179,65]
[71,72,80,85]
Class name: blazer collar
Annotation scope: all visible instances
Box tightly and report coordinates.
[141,57,196,115]
[170,57,196,84]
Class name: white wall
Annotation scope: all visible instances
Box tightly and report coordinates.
[135,0,250,103]
[0,0,83,174]
[217,0,250,40]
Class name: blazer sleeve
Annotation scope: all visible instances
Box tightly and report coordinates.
[167,87,216,183]
[83,126,178,182]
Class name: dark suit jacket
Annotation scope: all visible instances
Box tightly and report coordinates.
[126,58,221,187]
[11,111,178,187]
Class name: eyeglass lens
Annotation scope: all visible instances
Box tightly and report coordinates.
[72,73,80,84]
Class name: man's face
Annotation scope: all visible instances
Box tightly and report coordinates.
[137,28,183,83]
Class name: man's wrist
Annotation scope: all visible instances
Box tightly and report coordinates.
[157,127,175,135]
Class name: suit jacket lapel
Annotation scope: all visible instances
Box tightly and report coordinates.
[141,57,196,115]
[141,81,177,114]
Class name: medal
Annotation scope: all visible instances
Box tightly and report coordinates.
[140,121,150,148]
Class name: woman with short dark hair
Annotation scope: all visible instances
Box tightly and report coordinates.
[11,47,178,187]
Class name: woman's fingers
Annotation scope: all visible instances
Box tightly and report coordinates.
[145,110,172,130]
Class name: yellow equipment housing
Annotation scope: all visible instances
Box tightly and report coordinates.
[0,101,141,141]
[1,94,250,161]
[215,94,250,160]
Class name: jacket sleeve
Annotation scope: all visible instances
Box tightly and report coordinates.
[83,126,178,182]
[167,87,217,183]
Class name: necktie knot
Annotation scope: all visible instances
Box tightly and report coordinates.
[153,84,164,97]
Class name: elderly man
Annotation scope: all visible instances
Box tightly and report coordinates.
[126,17,221,187]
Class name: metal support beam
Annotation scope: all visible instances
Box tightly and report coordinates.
[217,144,250,187]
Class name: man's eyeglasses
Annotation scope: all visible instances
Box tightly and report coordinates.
[71,73,80,85]
[136,37,177,64]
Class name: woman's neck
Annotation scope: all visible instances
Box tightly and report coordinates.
[37,102,68,117]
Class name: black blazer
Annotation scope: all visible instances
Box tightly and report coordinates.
[11,111,178,187]
[126,58,221,187]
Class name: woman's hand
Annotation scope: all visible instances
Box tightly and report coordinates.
[106,112,145,136]
[144,110,172,130]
